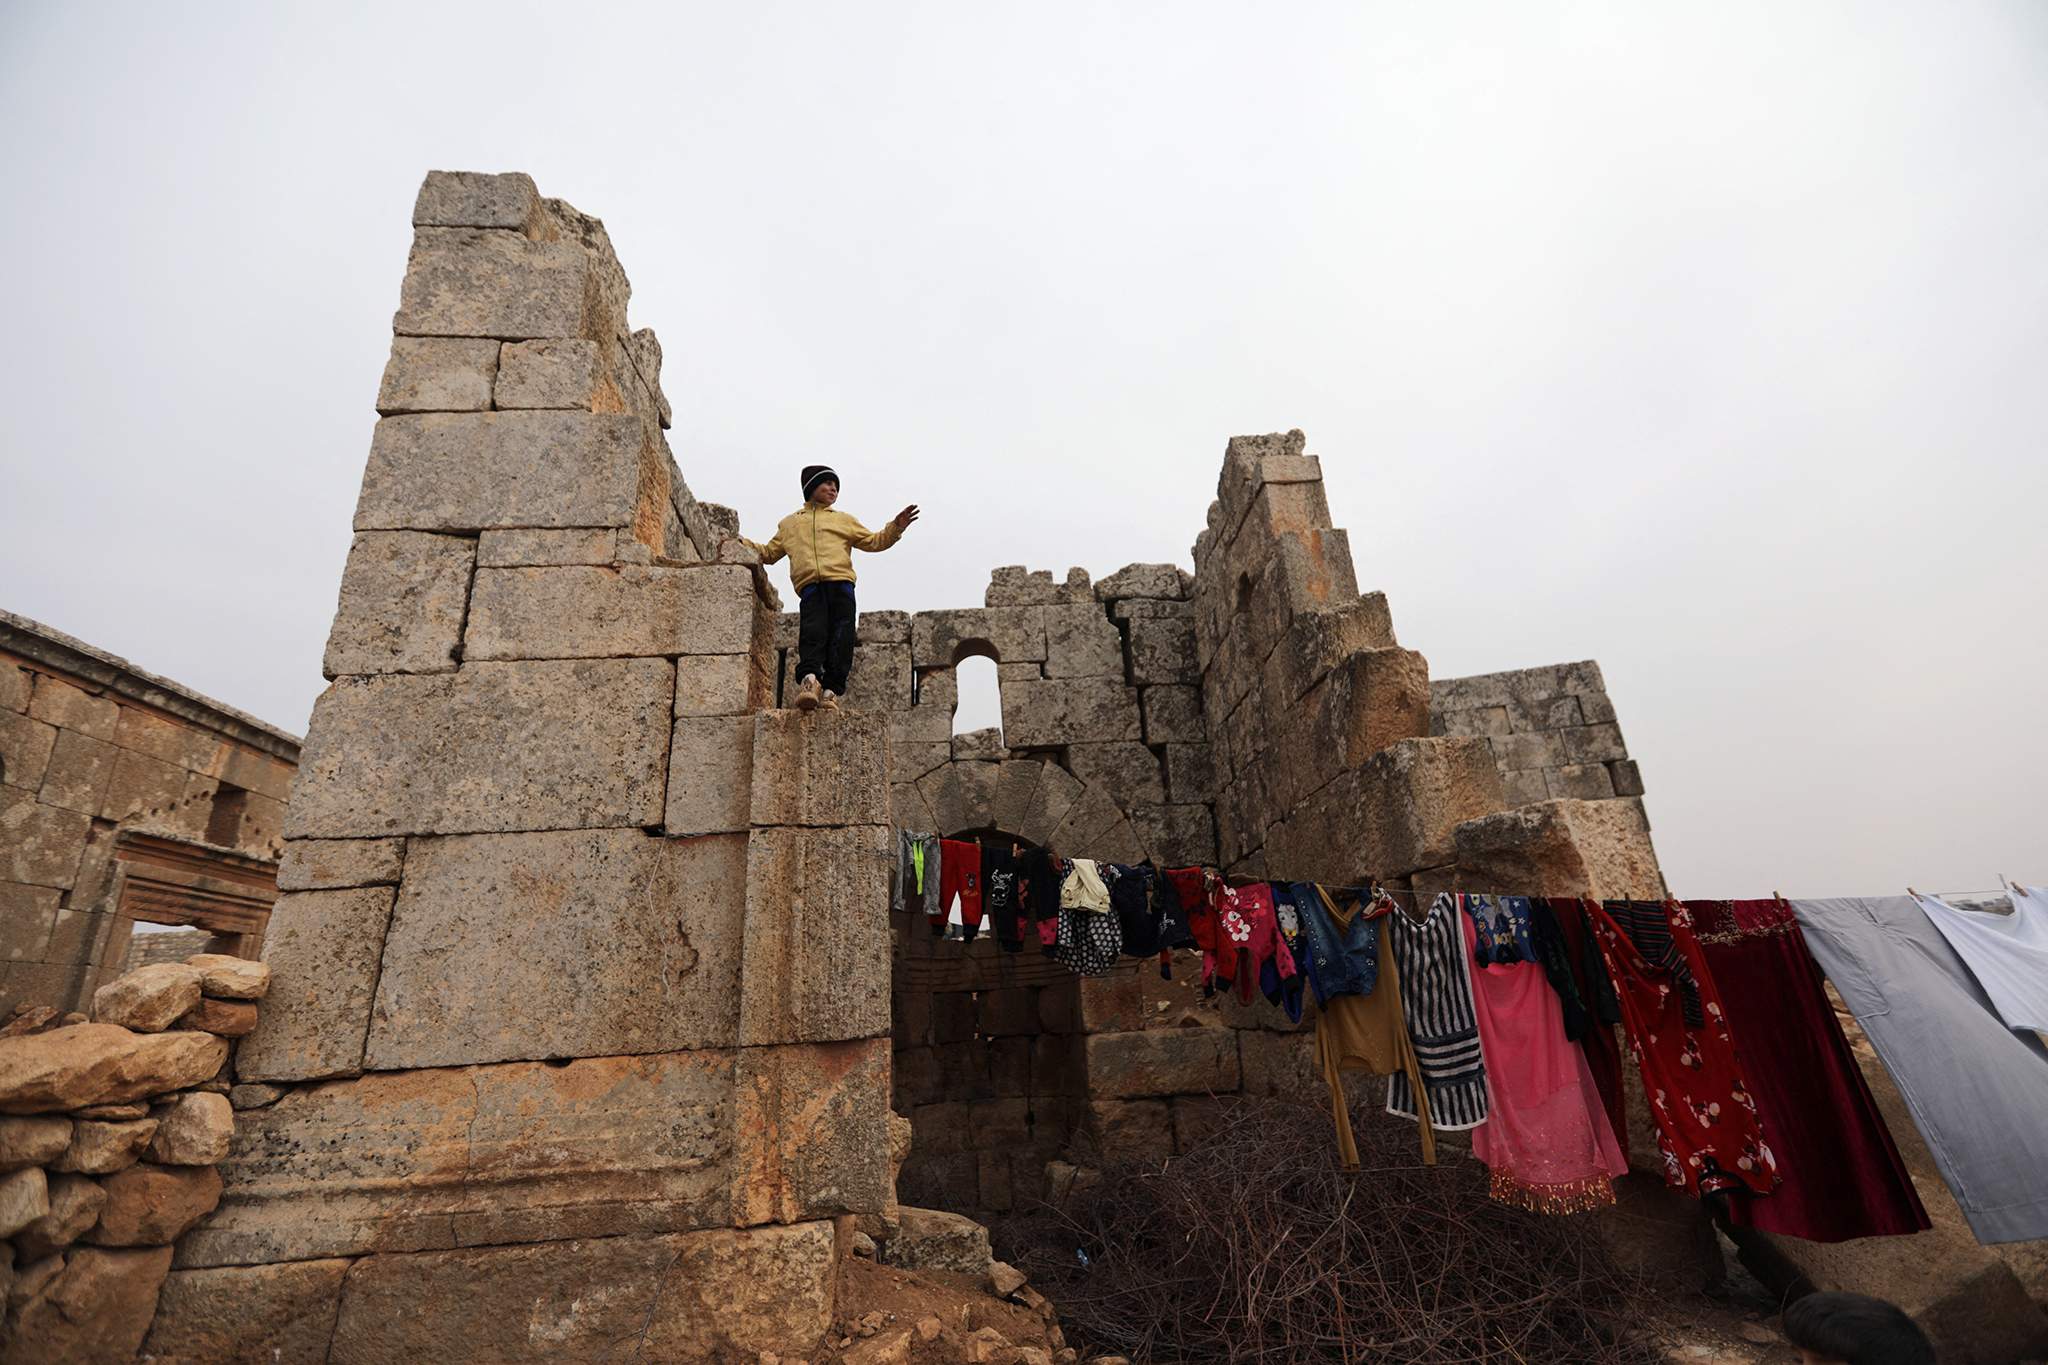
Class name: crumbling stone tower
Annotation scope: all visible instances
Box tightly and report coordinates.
[153,173,896,1360]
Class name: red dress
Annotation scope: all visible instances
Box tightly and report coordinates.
[1586,899,1777,1198]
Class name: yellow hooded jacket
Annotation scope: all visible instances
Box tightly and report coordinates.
[745,505,904,593]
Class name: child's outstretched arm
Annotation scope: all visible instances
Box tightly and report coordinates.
[854,505,919,553]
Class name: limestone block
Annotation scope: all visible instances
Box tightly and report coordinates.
[1562,722,1628,764]
[412,170,540,229]
[1064,742,1165,807]
[1272,647,1431,815]
[890,1206,992,1273]
[474,527,615,568]
[1042,604,1123,679]
[97,747,187,823]
[0,1024,225,1115]
[1274,737,1503,884]
[1084,1028,1240,1099]
[1238,1029,1318,1098]
[1128,805,1216,867]
[1017,761,1084,848]
[1095,564,1187,601]
[14,1171,106,1260]
[985,567,1060,606]
[732,1038,892,1224]
[143,1258,351,1365]
[890,669,957,744]
[1086,1098,1173,1156]
[890,741,951,786]
[1265,593,1400,705]
[750,710,891,828]
[675,653,756,717]
[1546,762,1616,800]
[494,337,610,409]
[918,759,999,836]
[783,639,911,712]
[1438,705,1511,738]
[859,609,912,644]
[0,659,30,711]
[466,563,754,661]
[178,996,257,1036]
[739,824,891,1046]
[375,336,498,415]
[1608,758,1645,797]
[988,759,1044,835]
[37,728,118,815]
[322,531,474,678]
[1138,685,1204,745]
[0,1164,48,1236]
[52,1116,157,1174]
[1000,677,1141,749]
[0,1114,70,1168]
[1501,769,1550,806]
[0,883,60,964]
[1163,743,1216,804]
[625,327,672,427]
[285,659,674,838]
[666,715,754,835]
[952,727,1005,762]
[27,676,119,740]
[327,1223,836,1363]
[364,830,744,1070]
[1,1244,172,1363]
[145,1092,232,1166]
[393,226,595,339]
[1128,616,1197,686]
[1492,731,1565,772]
[0,710,57,791]
[355,411,641,533]
[1047,784,1123,855]
[911,607,1047,668]
[234,888,394,1083]
[1452,798,1665,901]
[276,837,405,891]
[892,781,937,833]
[1507,694,1583,732]
[88,1161,223,1245]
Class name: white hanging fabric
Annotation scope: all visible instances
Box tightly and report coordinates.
[1911,886,2048,1035]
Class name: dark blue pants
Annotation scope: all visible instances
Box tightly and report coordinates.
[796,581,857,696]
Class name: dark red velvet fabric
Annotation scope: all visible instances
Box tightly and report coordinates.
[1690,898,1930,1242]
[1541,897,1629,1161]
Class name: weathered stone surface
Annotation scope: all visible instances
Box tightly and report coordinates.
[87,1161,222,1245]
[0,1024,226,1115]
[9,1247,62,1308]
[1127,805,1216,867]
[1268,737,1503,884]
[145,1092,232,1166]
[97,745,188,825]
[0,786,91,888]
[243,889,392,1082]
[917,759,998,837]
[0,710,58,792]
[0,1164,48,1236]
[366,829,745,1070]
[412,170,540,230]
[14,1171,106,1260]
[1064,743,1165,808]
[144,1257,350,1365]
[750,710,891,828]
[93,962,202,1032]
[393,227,595,339]
[323,531,474,678]
[1546,762,1616,800]
[170,1000,247,1043]
[891,1206,992,1273]
[329,1223,835,1363]
[892,781,937,833]
[781,639,911,713]
[988,759,1044,836]
[732,1038,892,1224]
[1500,768,1549,806]
[1084,1028,1239,1099]
[1042,604,1123,678]
[1085,1098,1173,1156]
[665,715,755,835]
[0,1113,70,1168]
[37,727,118,814]
[1128,616,1197,686]
[1491,731,1563,772]
[1095,564,1187,601]
[494,337,611,409]
[467,564,755,660]
[1452,798,1665,900]
[375,336,498,415]
[1017,761,1085,848]
[627,326,673,427]
[227,1083,283,1111]
[177,954,267,1003]
[675,653,755,716]
[52,1118,158,1174]
[285,659,673,838]
[858,609,912,644]
[356,411,641,533]
[69,1101,146,1120]
[911,607,1048,667]
[1139,685,1204,744]
[474,527,615,569]
[1000,677,1141,748]
[274,838,402,893]
[740,824,891,1046]
[986,567,1060,606]
[952,726,1005,762]
[1607,757,1644,797]
[1163,743,1216,804]
[27,676,119,739]
[891,740,952,786]
[1,1244,172,1363]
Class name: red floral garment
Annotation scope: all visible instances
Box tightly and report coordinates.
[1586,899,1777,1198]
[1212,882,1295,1003]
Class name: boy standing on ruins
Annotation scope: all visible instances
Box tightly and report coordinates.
[742,465,918,711]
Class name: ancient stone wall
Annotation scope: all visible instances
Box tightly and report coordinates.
[128,171,897,1363]
[0,611,298,1017]
[1430,661,1645,805]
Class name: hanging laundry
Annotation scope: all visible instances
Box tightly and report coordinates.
[894,830,941,922]
[1165,866,1219,957]
[1910,887,2048,1035]
[1690,899,1928,1243]
[1462,910,1627,1213]
[1213,882,1296,1005]
[1537,897,1628,1160]
[1151,869,1196,978]
[1606,899,1704,1027]
[1262,884,1309,1023]
[1315,912,1436,1168]
[937,838,982,939]
[1060,857,1112,914]
[1018,846,1063,940]
[1108,863,1160,956]
[1587,899,1775,1199]
[1385,893,1490,1132]
[1524,897,1592,1042]
[984,846,1022,952]
[1793,896,2048,1244]
[1056,901,1123,975]
[1464,894,1538,965]
[1292,883,1385,1002]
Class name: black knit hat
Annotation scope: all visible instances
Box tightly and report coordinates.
[801,465,839,499]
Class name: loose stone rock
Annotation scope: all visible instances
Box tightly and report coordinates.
[91,963,203,1032]
[71,1103,148,1120]
[4,1244,174,1363]
[185,953,271,1000]
[0,1114,71,1169]
[888,1206,992,1275]
[0,1005,61,1038]
[87,1161,224,1246]
[14,1171,107,1259]
[145,1092,233,1166]
[52,1118,159,1175]
[228,1083,285,1110]
[176,997,259,1037]
[0,1164,50,1237]
[989,1261,1028,1298]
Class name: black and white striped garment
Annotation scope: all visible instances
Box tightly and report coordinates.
[1385,893,1491,1131]
[1605,899,1704,1027]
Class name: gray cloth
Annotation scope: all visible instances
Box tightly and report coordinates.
[893,830,941,920]
[1792,896,2048,1244]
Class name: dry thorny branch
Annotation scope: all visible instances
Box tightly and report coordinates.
[992,1096,1661,1365]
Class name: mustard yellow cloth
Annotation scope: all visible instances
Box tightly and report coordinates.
[745,504,903,592]
[1313,914,1436,1167]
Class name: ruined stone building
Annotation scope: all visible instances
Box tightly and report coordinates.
[0,612,297,1018]
[22,169,2020,1361]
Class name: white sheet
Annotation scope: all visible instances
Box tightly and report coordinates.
[1912,886,2048,1034]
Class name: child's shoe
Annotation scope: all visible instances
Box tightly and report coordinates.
[795,675,822,711]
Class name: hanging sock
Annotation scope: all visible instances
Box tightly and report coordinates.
[1910,887,2048,1034]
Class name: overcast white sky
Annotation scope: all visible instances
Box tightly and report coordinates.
[2,2,2042,896]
